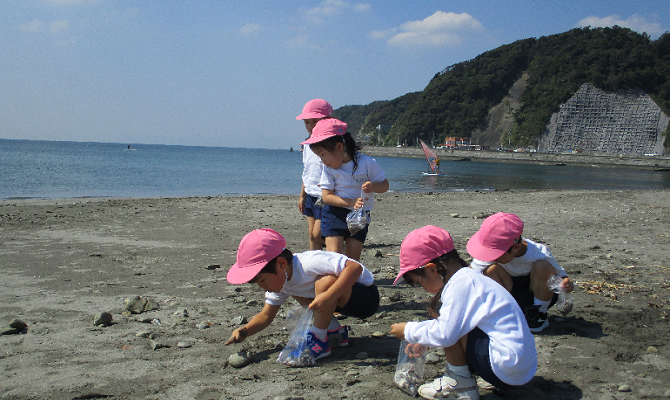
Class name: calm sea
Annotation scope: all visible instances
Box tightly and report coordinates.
[1,139,669,200]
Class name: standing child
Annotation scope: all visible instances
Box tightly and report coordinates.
[296,99,333,250]
[390,226,537,400]
[224,228,379,361]
[301,118,389,261]
[466,212,574,332]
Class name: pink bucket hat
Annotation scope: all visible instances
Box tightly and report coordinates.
[393,225,455,286]
[296,99,333,120]
[466,212,524,262]
[227,228,286,285]
[301,118,348,145]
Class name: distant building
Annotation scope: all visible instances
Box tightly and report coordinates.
[443,137,470,148]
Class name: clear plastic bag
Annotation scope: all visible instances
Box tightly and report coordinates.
[314,196,324,208]
[394,340,428,396]
[346,208,370,235]
[276,307,315,367]
[547,275,574,315]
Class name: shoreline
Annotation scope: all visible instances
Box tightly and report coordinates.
[362,145,670,170]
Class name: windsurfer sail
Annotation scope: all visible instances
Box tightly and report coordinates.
[420,140,440,175]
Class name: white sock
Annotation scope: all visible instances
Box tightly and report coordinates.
[310,326,327,342]
[534,297,551,313]
[327,316,342,331]
[448,363,471,378]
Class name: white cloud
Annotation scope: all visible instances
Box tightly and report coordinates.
[19,19,69,35]
[240,23,263,36]
[376,11,485,48]
[20,19,47,33]
[353,3,371,13]
[305,0,348,17]
[50,20,69,34]
[576,14,664,38]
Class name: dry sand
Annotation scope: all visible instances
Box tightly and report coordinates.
[1,190,669,400]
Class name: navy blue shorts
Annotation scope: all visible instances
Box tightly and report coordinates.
[466,328,510,389]
[510,275,558,311]
[335,282,379,319]
[320,205,369,243]
[302,194,323,220]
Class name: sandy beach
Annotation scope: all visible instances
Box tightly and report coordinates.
[1,190,669,400]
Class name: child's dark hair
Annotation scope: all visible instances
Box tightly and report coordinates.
[311,132,362,172]
[403,249,468,318]
[252,248,293,278]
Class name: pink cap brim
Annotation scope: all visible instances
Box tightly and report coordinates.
[466,231,507,262]
[296,111,329,120]
[227,260,269,285]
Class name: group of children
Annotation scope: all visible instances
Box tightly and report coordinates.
[224,99,574,400]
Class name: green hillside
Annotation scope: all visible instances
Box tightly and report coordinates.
[334,26,670,148]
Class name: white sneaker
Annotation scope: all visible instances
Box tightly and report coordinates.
[418,370,479,400]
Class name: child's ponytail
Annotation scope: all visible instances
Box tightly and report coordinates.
[342,132,362,172]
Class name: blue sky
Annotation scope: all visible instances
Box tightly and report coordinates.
[1,1,667,149]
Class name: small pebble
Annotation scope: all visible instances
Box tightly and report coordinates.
[356,352,368,359]
[93,312,113,326]
[617,384,631,392]
[371,331,386,337]
[177,341,191,348]
[647,346,659,353]
[389,292,401,302]
[9,319,28,330]
[195,322,209,330]
[135,330,152,338]
[229,351,254,368]
[231,315,247,326]
[664,388,670,397]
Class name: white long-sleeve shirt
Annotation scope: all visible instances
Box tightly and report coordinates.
[403,268,537,386]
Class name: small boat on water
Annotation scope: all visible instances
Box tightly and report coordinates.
[420,140,446,176]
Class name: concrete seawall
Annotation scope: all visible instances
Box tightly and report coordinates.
[361,146,670,170]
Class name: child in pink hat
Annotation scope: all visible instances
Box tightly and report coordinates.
[296,99,333,251]
[466,212,574,332]
[301,118,389,261]
[390,226,537,400]
[225,228,379,361]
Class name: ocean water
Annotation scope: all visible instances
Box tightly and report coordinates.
[1,139,669,200]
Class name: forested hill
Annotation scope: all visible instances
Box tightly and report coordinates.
[332,26,670,148]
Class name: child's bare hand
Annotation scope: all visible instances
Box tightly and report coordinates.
[308,292,335,314]
[405,343,424,358]
[390,322,407,340]
[353,198,365,209]
[361,181,373,193]
[562,277,574,293]
[224,327,248,345]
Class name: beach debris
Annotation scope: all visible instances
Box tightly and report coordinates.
[124,296,160,314]
[389,292,402,302]
[195,322,211,330]
[231,315,247,326]
[472,212,493,219]
[245,300,258,307]
[93,312,113,326]
[394,340,428,396]
[206,264,220,270]
[372,331,386,337]
[229,351,254,368]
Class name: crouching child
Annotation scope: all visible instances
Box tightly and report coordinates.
[224,228,379,360]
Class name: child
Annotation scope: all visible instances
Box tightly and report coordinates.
[224,228,379,361]
[301,118,389,261]
[466,212,574,332]
[390,226,537,400]
[296,99,333,250]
